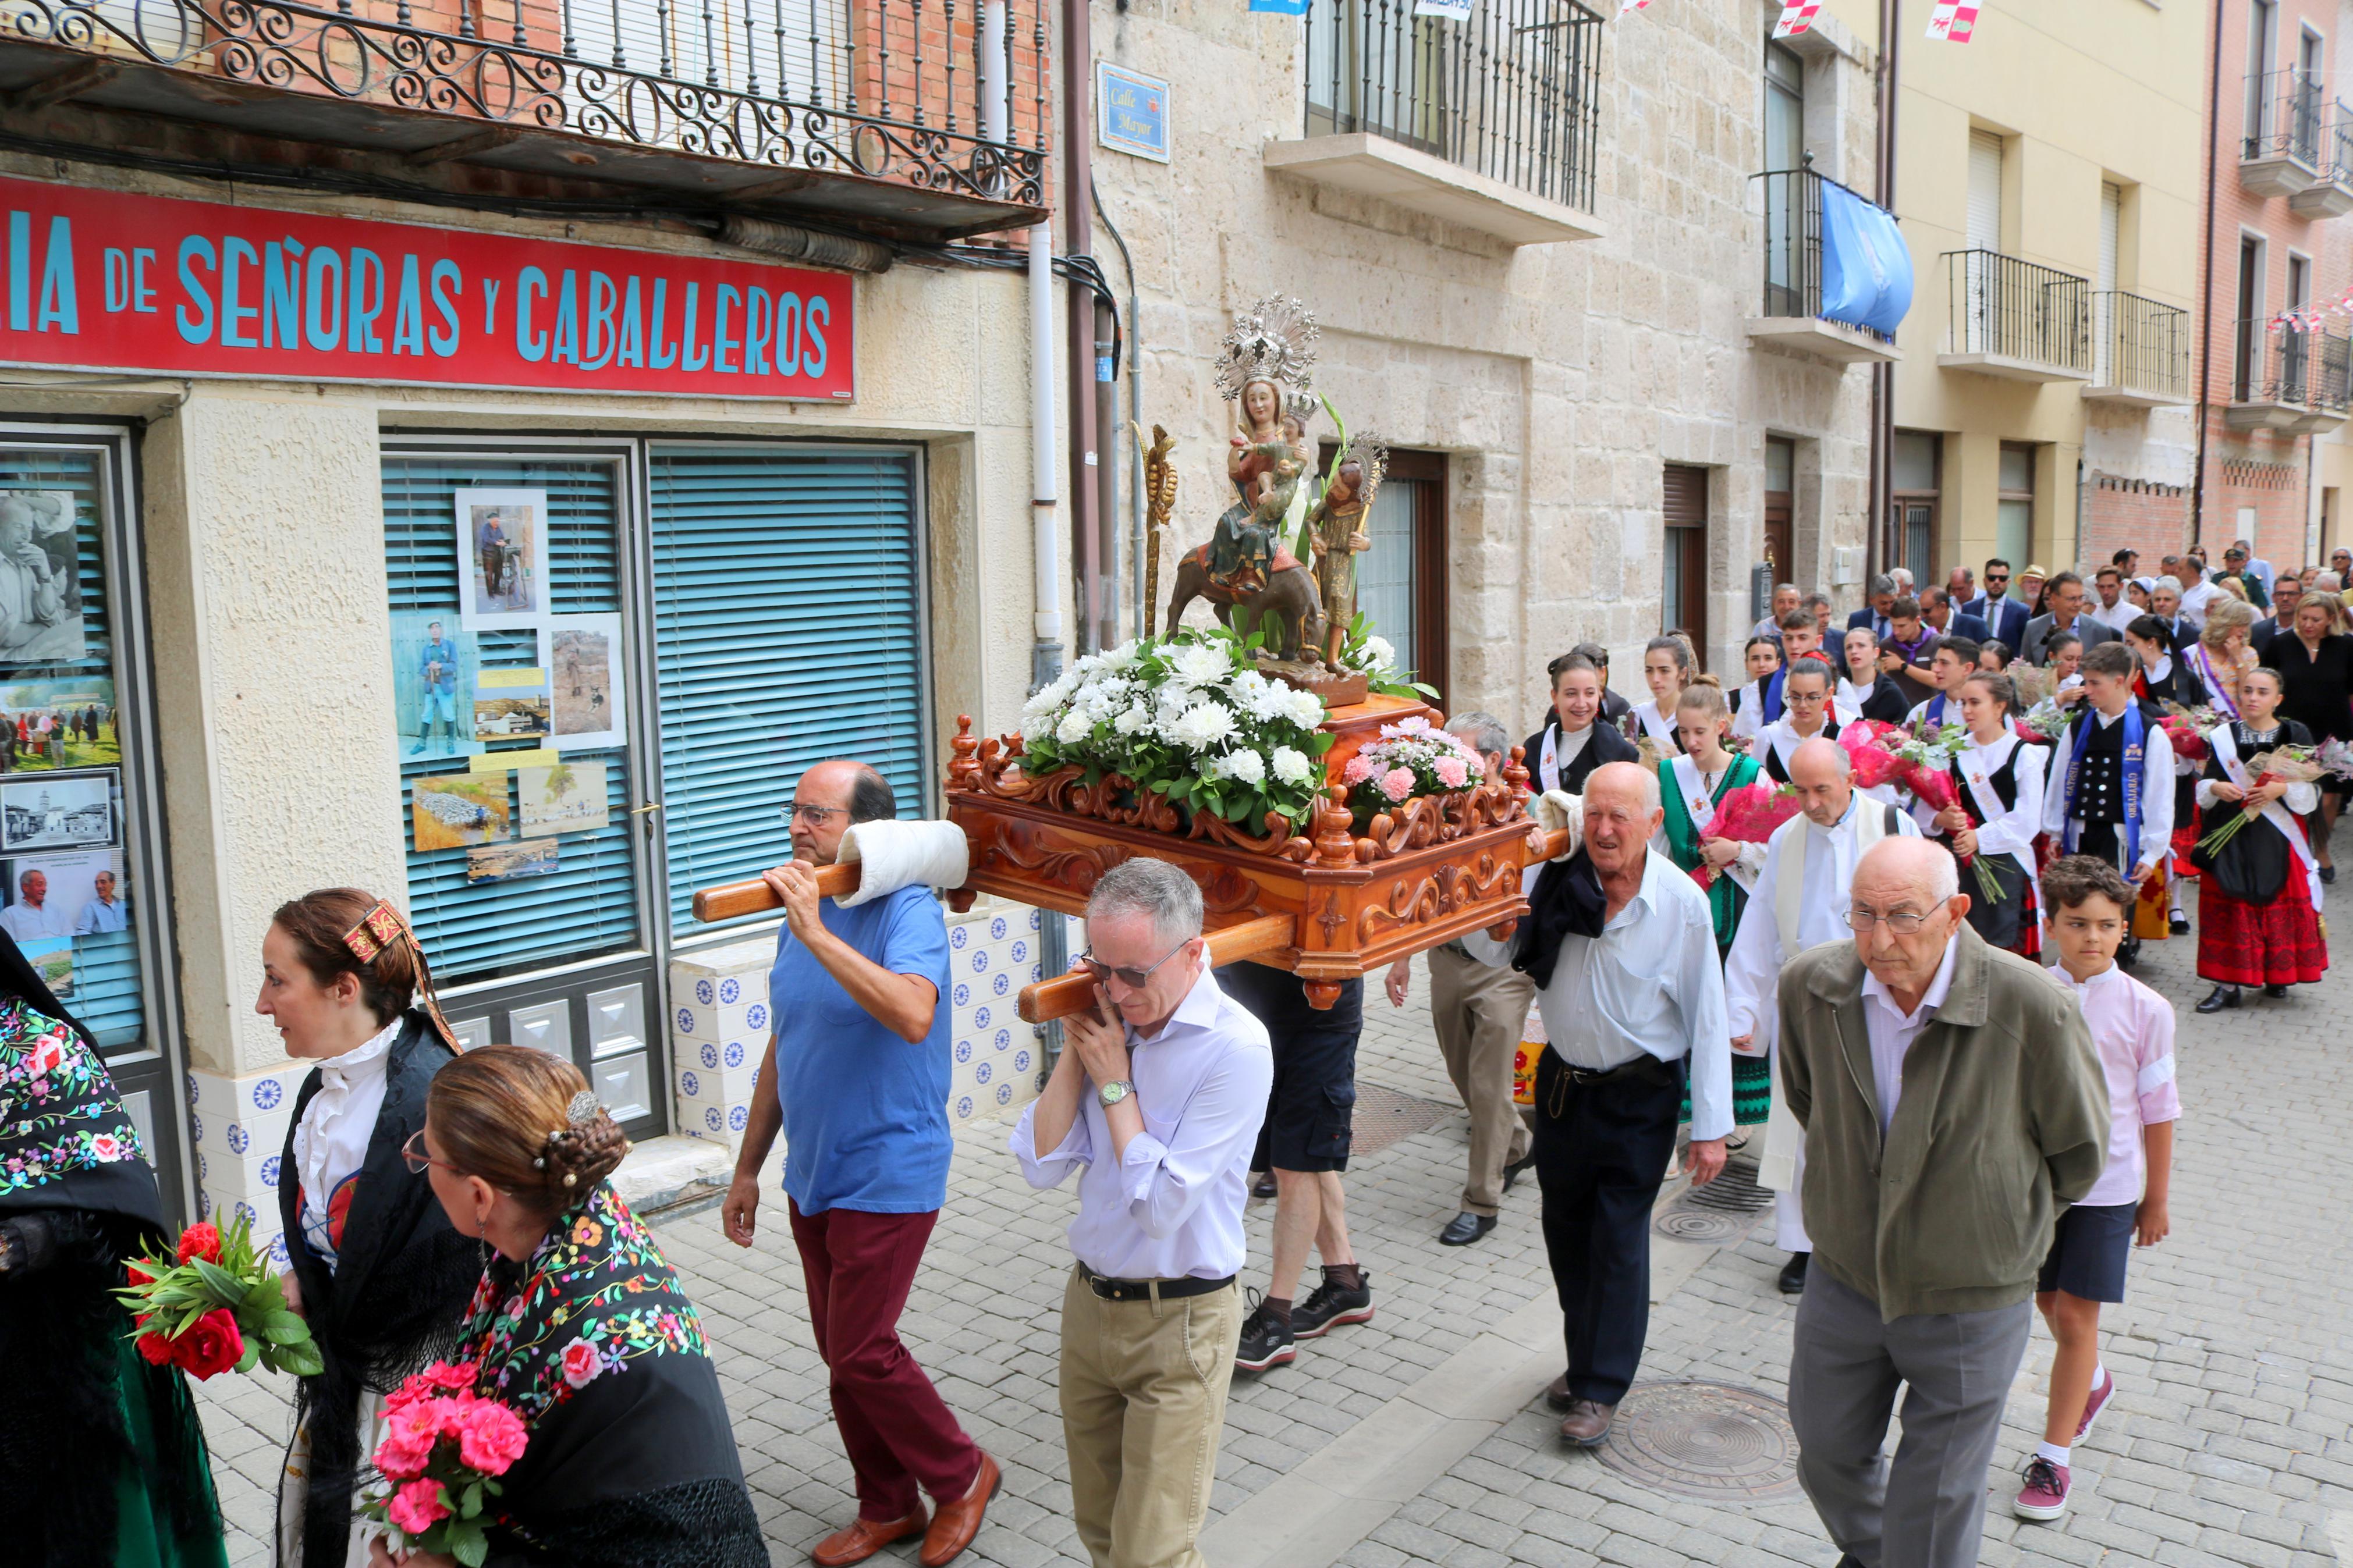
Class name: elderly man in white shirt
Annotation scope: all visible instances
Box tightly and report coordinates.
[1013,858,1273,1568]
[1463,761,1730,1449]
[1723,738,1921,1297]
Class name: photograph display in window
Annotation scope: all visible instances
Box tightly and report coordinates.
[0,849,125,940]
[547,614,625,751]
[0,772,115,852]
[392,610,485,763]
[455,488,550,631]
[519,760,609,836]
[413,773,515,851]
[0,676,116,771]
[0,490,85,663]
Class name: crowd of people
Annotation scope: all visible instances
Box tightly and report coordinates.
[4,538,2336,1568]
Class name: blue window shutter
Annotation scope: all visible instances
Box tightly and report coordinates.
[382,457,641,984]
[648,447,926,934]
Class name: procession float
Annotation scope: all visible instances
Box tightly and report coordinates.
[697,298,1566,1018]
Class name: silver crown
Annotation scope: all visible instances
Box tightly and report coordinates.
[1215,296,1320,404]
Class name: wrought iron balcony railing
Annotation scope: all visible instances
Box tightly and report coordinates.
[1943,249,2091,376]
[2232,320,2352,413]
[1303,0,1602,214]
[2245,66,2325,170]
[0,0,1049,231]
[2089,290,2189,401]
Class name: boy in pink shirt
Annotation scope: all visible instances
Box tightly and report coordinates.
[2015,855,2181,1523]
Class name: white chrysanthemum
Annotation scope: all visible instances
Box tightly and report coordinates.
[1282,689,1326,729]
[1172,702,1237,750]
[1055,709,1094,745]
[1099,639,1141,671]
[1272,746,1315,785]
[1023,671,1077,717]
[1355,636,1396,673]
[1172,642,1233,685]
[1114,702,1154,736]
[1020,713,1053,744]
[1220,748,1267,785]
[1156,684,1199,719]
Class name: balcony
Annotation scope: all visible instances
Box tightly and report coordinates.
[1743,166,1903,365]
[2242,66,2326,198]
[0,0,1049,241]
[1937,250,2092,383]
[1261,0,1604,247]
[2083,291,2191,407]
[2227,322,2351,434]
[2289,101,2353,218]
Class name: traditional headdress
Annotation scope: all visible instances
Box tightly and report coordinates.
[341,898,460,1051]
[1216,296,1321,423]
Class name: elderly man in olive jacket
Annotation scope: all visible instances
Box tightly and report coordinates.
[1780,837,2108,1568]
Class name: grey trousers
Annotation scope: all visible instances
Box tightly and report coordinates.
[1787,1268,2032,1568]
[1426,942,1535,1216]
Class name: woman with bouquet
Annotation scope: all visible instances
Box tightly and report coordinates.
[1648,685,1773,1133]
[266,888,480,1567]
[0,929,229,1568]
[2127,613,2215,934]
[2190,667,2327,1013]
[1915,671,2049,957]
[380,1046,768,1567]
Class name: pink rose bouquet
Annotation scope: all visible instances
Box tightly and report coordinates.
[361,1360,529,1566]
[1688,781,1805,890]
[1343,714,1489,824]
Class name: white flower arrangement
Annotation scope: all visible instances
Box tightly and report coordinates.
[1018,630,1337,831]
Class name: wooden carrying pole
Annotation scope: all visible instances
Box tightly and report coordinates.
[1016,912,1296,1024]
[690,863,861,923]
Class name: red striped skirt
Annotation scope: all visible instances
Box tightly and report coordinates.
[2196,863,2328,986]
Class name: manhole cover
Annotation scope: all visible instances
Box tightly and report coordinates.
[1348,1083,1449,1158]
[1652,1204,1748,1243]
[1684,1154,1773,1214]
[1593,1381,1801,1502]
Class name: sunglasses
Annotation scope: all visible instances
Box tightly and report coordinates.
[1985,574,2010,584]
[1078,937,1191,990]
[401,1128,463,1178]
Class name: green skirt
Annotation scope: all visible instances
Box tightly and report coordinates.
[1680,1052,1773,1129]
[111,1335,232,1568]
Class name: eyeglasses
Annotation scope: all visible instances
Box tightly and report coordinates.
[1078,937,1191,990]
[779,803,844,827]
[1843,907,1934,935]
[1985,573,2010,585]
[401,1129,463,1177]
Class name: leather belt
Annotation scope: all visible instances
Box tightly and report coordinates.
[1078,1267,1236,1303]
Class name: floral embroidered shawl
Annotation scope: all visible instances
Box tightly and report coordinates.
[456,1181,708,1424]
[0,994,147,1197]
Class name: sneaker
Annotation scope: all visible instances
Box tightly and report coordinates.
[1291,1271,1375,1339]
[2013,1455,2070,1521]
[1233,1292,1296,1371]
[2074,1369,2114,1443]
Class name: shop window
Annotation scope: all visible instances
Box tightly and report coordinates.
[650,446,928,937]
[383,456,644,984]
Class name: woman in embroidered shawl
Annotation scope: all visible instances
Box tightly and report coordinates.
[377,1045,768,1568]
[2189,667,2327,1013]
[1649,684,1772,1132]
[266,889,478,1567]
[0,929,230,1568]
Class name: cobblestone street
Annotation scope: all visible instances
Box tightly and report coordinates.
[196,929,2353,1568]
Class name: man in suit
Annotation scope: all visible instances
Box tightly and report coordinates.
[1525,652,1640,797]
[1964,558,2030,652]
[1918,586,1990,647]
[2251,574,2303,655]
[1846,576,1897,638]
[2021,573,2120,666]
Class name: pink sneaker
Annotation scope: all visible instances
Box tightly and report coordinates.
[2074,1369,2115,1443]
[2014,1455,2070,1521]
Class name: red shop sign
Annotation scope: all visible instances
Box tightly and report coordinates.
[0,173,854,400]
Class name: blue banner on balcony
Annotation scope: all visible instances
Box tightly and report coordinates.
[1819,182,1914,339]
[1250,0,1311,13]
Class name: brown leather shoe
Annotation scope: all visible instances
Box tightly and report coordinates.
[812,1508,928,1567]
[1543,1373,1574,1413]
[1559,1398,1617,1447]
[919,1452,1000,1568]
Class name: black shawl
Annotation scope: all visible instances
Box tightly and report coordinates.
[278,1011,478,1568]
[1521,720,1641,797]
[1510,848,1608,990]
[0,930,213,1567]
[459,1182,769,1568]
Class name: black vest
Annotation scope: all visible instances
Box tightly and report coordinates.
[1761,715,1841,785]
[2067,707,2160,823]
[1951,742,2022,827]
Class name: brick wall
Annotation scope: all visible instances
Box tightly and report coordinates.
[2082,472,2193,568]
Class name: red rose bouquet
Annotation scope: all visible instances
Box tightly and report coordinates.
[360,1360,531,1567]
[2159,711,2211,765]
[116,1213,320,1379]
[1689,781,1805,890]
[1835,721,1915,791]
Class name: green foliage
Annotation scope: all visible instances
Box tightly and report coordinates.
[1334,613,1439,700]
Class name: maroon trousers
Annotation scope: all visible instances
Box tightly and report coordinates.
[788,1200,982,1521]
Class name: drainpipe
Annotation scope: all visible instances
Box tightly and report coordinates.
[1095,300,1120,648]
[1030,221,1062,691]
[1065,0,1101,656]
[1868,0,1900,585]
[2191,0,2226,548]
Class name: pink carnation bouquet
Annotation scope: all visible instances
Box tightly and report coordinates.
[1342,714,1487,823]
[359,1360,530,1566]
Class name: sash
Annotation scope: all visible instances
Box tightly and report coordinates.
[1539,723,1559,793]
[2184,643,2240,719]
[2210,724,2321,906]
[1633,699,1679,748]
[2061,706,2145,873]
[1761,668,1786,725]
[1955,737,2035,879]
[1669,753,1719,835]
[1921,691,1951,728]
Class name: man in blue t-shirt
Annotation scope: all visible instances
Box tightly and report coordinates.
[722,759,998,1568]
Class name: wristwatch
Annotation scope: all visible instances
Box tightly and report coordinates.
[1097,1079,1134,1108]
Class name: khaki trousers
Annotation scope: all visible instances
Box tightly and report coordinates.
[1059,1266,1242,1568]
[1428,941,1536,1215]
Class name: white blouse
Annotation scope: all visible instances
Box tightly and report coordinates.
[1912,732,2047,878]
[290,1016,402,1270]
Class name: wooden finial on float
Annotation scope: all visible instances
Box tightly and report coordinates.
[948,715,981,791]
